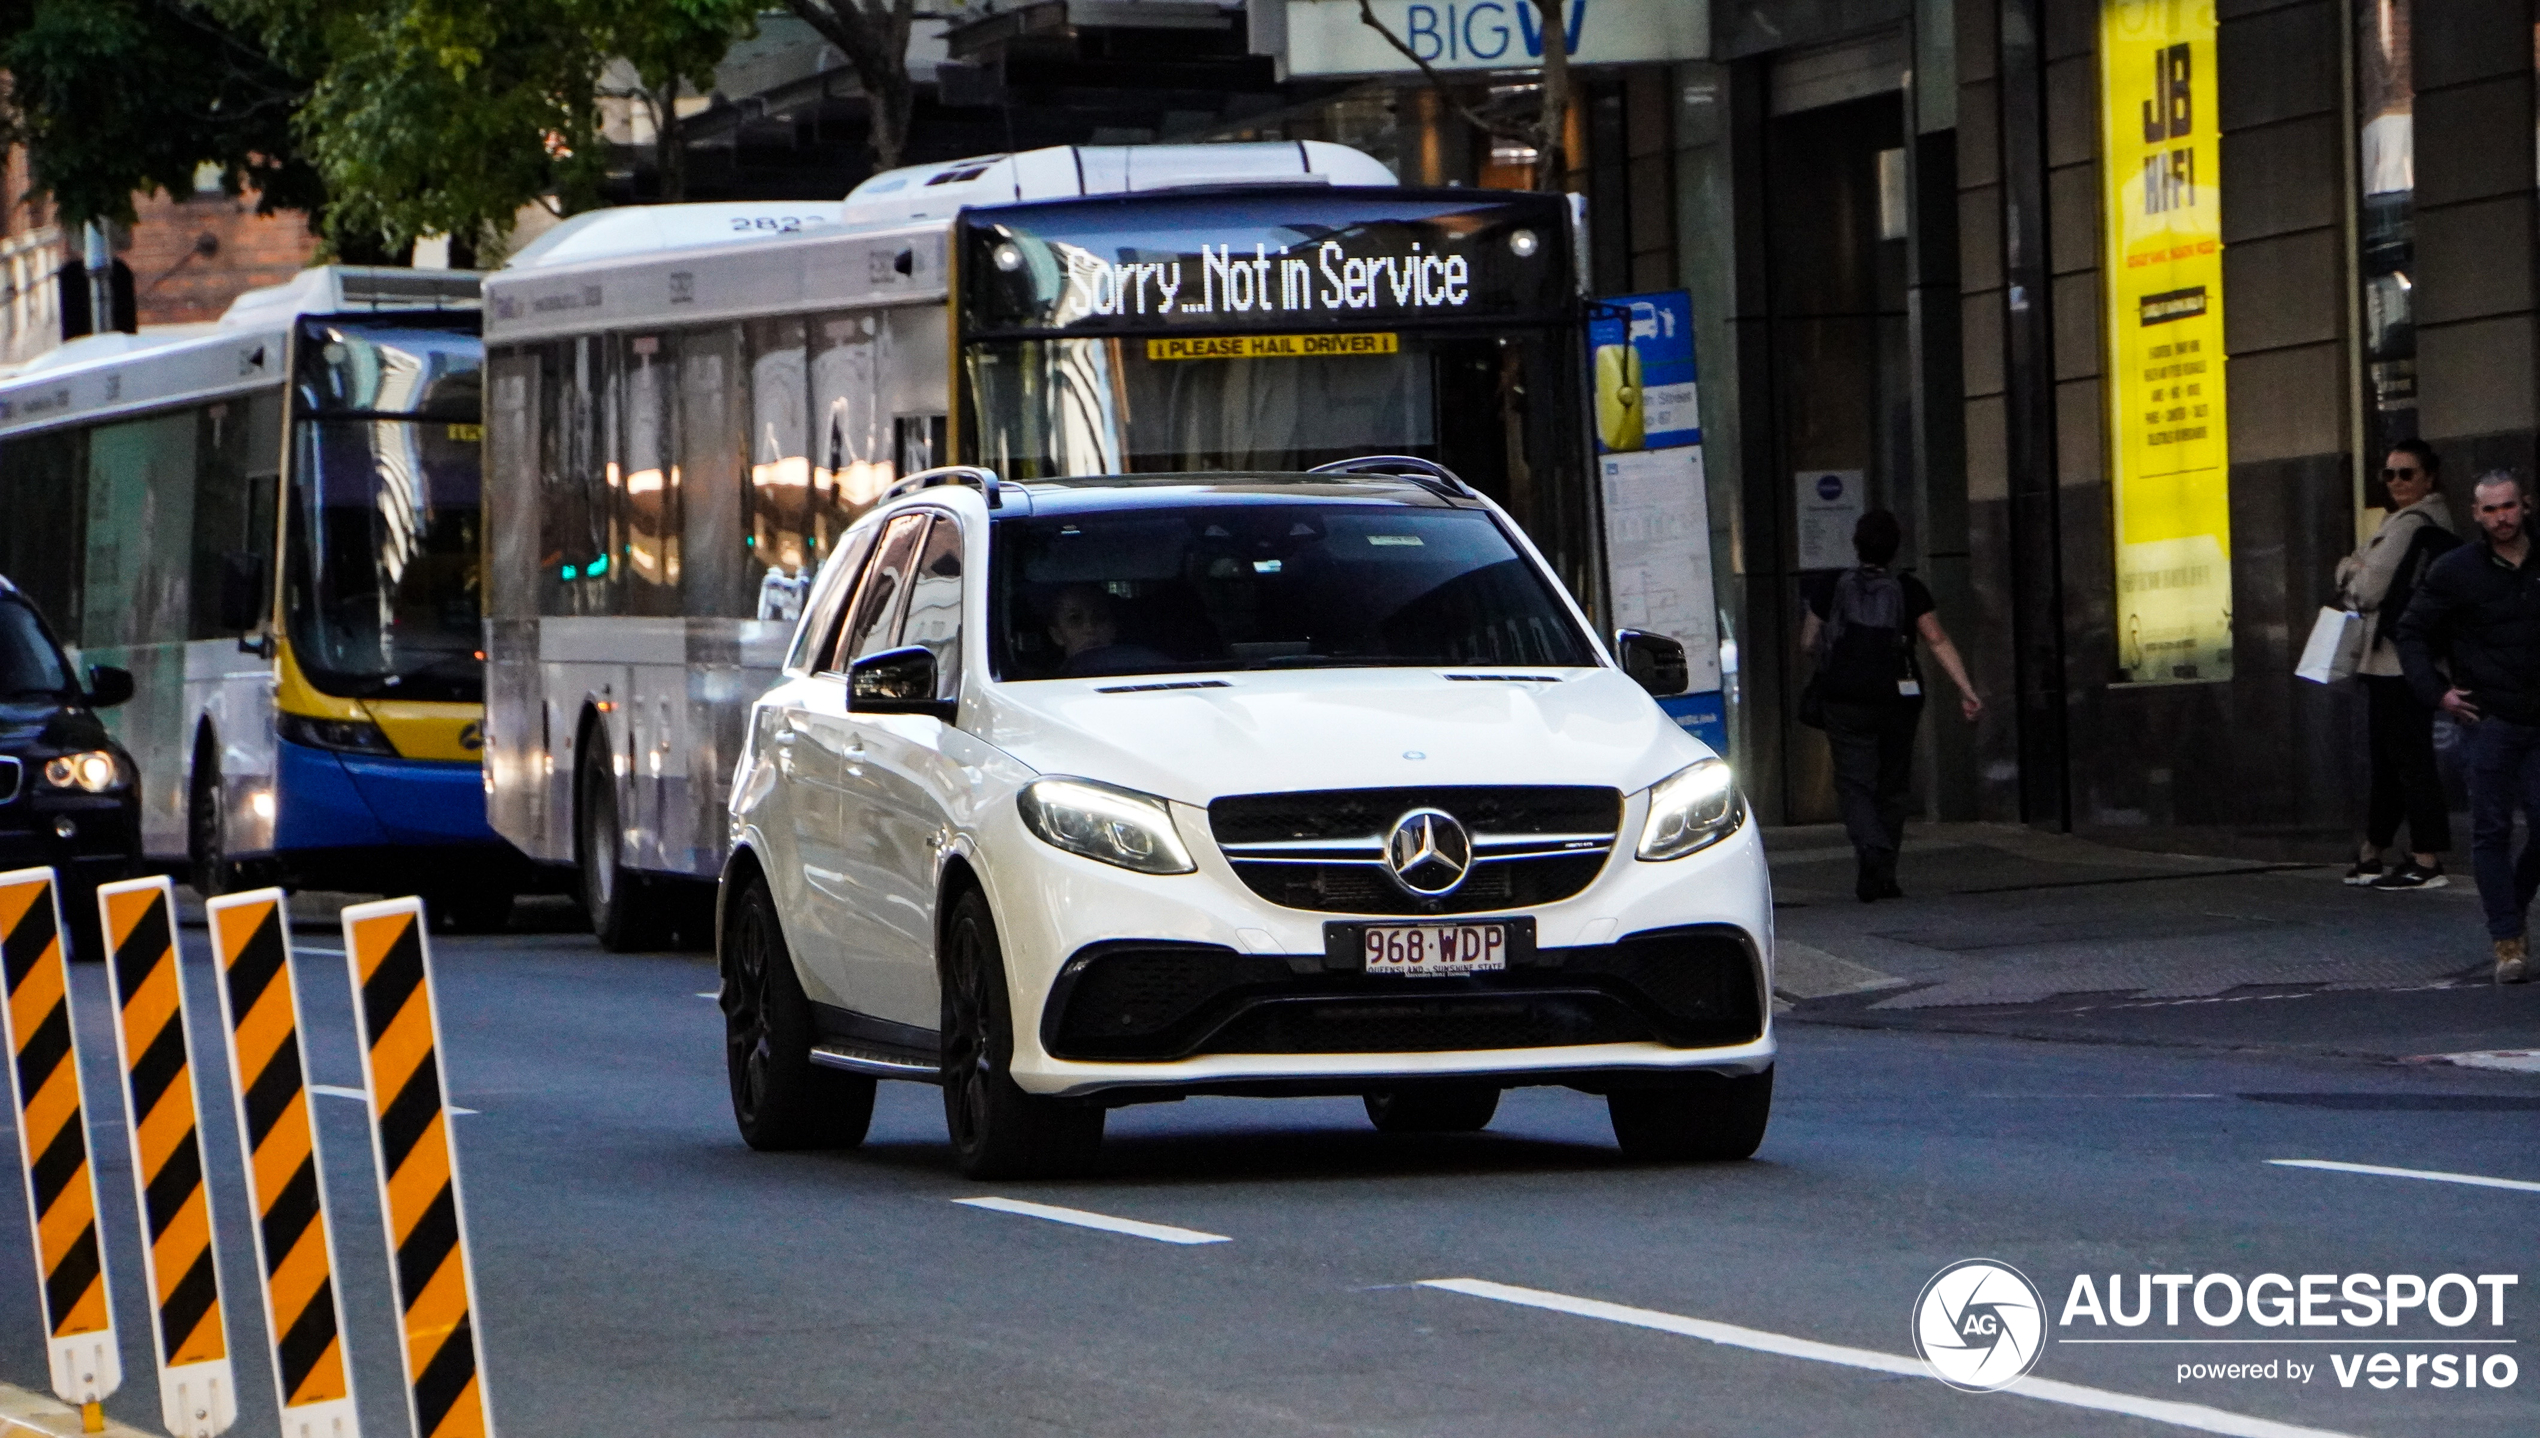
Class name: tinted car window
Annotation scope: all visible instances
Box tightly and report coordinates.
[0,598,74,697]
[989,502,1595,680]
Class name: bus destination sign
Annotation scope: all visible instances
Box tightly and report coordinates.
[961,190,1571,335]
[1146,332,1399,360]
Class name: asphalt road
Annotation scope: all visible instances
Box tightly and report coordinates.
[0,904,2533,1438]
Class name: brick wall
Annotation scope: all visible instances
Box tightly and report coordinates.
[123,187,320,327]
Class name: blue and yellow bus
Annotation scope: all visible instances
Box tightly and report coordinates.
[0,265,524,926]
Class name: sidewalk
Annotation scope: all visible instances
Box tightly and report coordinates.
[1764,822,2540,1063]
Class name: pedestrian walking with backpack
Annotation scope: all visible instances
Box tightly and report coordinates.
[2335,438,2460,890]
[1799,510,1983,903]
[2397,471,2540,984]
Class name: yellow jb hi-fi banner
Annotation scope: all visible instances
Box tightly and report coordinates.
[2102,0,2232,684]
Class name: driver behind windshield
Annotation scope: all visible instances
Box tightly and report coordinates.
[1047,584,1168,677]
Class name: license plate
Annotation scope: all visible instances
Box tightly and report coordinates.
[1362,923,1508,976]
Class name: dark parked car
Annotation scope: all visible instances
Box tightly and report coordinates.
[0,576,139,959]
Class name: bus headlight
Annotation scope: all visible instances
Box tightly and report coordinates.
[1636,759,1741,861]
[42,751,124,793]
[1018,777,1195,875]
[278,712,399,756]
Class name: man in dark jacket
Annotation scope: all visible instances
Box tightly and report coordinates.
[2397,471,2540,983]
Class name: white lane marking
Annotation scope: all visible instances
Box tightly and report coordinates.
[310,1083,478,1117]
[952,1196,1229,1245]
[295,945,346,956]
[695,991,719,1000]
[2270,1158,2540,1194]
[1420,1278,2366,1438]
[2404,1049,2540,1074]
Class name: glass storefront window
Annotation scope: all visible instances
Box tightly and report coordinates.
[2357,0,2415,496]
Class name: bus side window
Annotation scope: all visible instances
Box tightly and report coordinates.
[621,332,680,616]
[747,316,811,593]
[811,311,889,550]
[826,512,928,674]
[0,428,87,637]
[680,322,748,618]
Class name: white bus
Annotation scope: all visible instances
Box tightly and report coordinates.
[0,266,528,926]
[479,145,1597,946]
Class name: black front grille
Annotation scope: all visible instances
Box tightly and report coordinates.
[1232,854,1609,916]
[1206,991,1650,1054]
[1211,785,1620,843]
[1211,785,1620,915]
[1042,925,1762,1061]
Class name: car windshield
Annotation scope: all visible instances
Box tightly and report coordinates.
[988,497,1596,680]
[283,415,483,701]
[0,598,73,697]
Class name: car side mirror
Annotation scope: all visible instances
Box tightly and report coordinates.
[217,550,267,632]
[85,664,133,708]
[848,645,957,723]
[1616,629,1689,696]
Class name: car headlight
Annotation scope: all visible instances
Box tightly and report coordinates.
[278,712,399,756]
[42,750,124,794]
[1636,758,1742,860]
[1017,777,1195,875]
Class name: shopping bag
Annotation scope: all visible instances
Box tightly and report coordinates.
[2294,606,2366,684]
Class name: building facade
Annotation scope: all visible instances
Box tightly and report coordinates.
[1236,0,2532,851]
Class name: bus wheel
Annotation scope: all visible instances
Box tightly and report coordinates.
[188,733,234,898]
[575,745,656,951]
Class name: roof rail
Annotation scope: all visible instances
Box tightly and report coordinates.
[1305,455,1478,499]
[884,464,1008,508]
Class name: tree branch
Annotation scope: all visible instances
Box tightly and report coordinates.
[1351,0,1534,146]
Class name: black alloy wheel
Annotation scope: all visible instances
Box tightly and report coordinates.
[940,887,1104,1179]
[1364,1084,1502,1133]
[576,741,656,951]
[1607,1067,1774,1162]
[721,872,874,1150]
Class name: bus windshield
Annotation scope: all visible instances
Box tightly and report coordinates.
[988,498,1596,680]
[285,413,483,701]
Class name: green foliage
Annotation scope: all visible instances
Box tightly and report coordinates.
[0,0,761,257]
[0,0,319,229]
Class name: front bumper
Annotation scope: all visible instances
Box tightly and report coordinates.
[0,788,141,888]
[979,793,1775,1097]
[272,739,504,851]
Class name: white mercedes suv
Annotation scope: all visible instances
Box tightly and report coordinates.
[719,459,1774,1178]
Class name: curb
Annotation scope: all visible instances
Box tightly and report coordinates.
[0,1382,151,1438]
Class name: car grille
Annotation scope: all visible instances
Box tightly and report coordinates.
[1042,926,1762,1061]
[0,757,18,804]
[1209,785,1621,916]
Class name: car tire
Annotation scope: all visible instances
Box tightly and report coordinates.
[1607,1067,1773,1162]
[57,879,107,965]
[721,871,875,1151]
[187,731,234,900]
[1364,1084,1500,1133]
[940,887,1103,1179]
[575,739,658,951]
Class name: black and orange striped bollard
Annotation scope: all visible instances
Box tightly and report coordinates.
[341,898,492,1438]
[98,876,236,1437]
[0,867,123,1429]
[206,890,361,1438]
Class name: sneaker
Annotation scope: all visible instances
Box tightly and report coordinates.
[2342,860,2384,886]
[2501,937,2532,985]
[2370,862,2449,891]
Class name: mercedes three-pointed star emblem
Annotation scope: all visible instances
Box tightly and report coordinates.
[1384,808,1473,896]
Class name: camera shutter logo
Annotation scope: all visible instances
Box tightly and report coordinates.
[1913,1259,2046,1392]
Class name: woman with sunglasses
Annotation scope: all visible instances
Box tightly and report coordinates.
[2336,438,2461,889]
